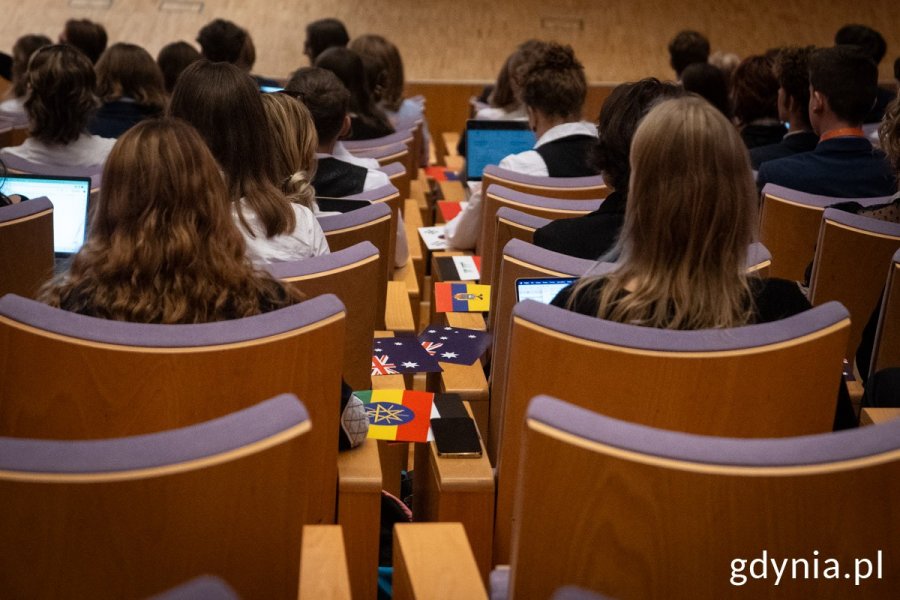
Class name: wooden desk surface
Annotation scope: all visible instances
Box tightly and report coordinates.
[860,407,900,425]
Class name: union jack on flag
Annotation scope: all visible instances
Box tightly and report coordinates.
[420,341,444,356]
[371,354,398,376]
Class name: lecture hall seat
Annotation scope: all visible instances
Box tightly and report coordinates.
[2,154,105,188]
[0,196,53,298]
[867,248,900,380]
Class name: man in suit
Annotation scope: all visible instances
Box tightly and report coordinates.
[750,46,819,169]
[757,46,896,198]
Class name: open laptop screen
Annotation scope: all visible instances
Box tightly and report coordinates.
[465,119,535,181]
[515,277,577,304]
[0,174,91,256]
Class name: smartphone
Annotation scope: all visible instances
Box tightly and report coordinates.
[431,417,483,458]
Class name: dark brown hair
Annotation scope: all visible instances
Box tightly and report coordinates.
[24,44,98,145]
[96,43,167,112]
[315,46,394,138]
[521,43,586,119]
[809,46,878,124]
[11,34,51,98]
[286,67,351,144]
[349,34,404,112]
[774,46,814,129]
[157,41,201,94]
[169,60,296,238]
[731,54,779,125]
[668,30,710,77]
[304,18,349,63]
[196,18,248,64]
[39,118,298,323]
[62,19,107,64]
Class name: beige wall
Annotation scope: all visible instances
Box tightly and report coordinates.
[2,0,898,83]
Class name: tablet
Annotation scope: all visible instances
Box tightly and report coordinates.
[515,277,577,304]
[465,119,535,181]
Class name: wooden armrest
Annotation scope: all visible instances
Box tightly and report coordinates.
[393,523,488,600]
[860,407,900,425]
[386,280,417,336]
[299,525,352,600]
[336,441,382,599]
[412,401,494,583]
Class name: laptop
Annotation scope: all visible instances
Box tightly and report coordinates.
[465,119,535,181]
[0,173,92,258]
[515,277,577,304]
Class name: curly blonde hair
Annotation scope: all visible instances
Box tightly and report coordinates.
[39,118,299,323]
[261,92,318,210]
[879,96,900,177]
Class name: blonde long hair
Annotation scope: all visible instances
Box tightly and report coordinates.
[261,92,318,210]
[39,118,298,323]
[569,96,758,329]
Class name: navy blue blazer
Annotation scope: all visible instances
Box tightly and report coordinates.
[749,131,820,169]
[756,136,896,198]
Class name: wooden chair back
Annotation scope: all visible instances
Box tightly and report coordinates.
[870,249,900,377]
[480,185,602,286]
[493,299,850,564]
[759,184,893,280]
[343,128,416,179]
[379,160,411,206]
[318,202,392,327]
[481,166,608,200]
[0,294,345,527]
[0,197,54,298]
[509,394,900,598]
[809,208,900,362]
[340,183,401,271]
[0,394,313,600]
[267,242,380,390]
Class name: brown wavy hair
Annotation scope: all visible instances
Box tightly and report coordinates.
[731,54,779,125]
[39,118,299,323]
[349,34,405,112]
[11,34,51,98]
[521,42,586,119]
[169,60,296,238]
[568,97,758,329]
[96,43,167,112]
[880,96,900,177]
[261,93,318,209]
[24,44,99,145]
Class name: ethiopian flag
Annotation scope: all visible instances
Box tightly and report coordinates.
[356,389,435,442]
[434,282,491,313]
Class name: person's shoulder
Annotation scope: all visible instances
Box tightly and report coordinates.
[750,277,812,323]
[365,167,391,189]
[499,149,545,176]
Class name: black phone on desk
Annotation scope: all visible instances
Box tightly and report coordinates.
[431,417,483,458]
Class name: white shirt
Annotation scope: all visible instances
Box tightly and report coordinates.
[475,105,528,121]
[332,142,381,170]
[0,133,116,169]
[445,121,598,250]
[234,200,330,264]
[0,97,27,127]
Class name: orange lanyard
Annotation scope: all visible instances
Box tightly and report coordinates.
[819,127,865,142]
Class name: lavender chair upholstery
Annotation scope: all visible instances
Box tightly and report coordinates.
[0,394,314,599]
[746,241,772,276]
[551,587,613,600]
[266,242,380,390]
[2,155,104,188]
[378,161,410,202]
[0,196,53,298]
[481,166,607,200]
[342,129,414,152]
[869,248,900,379]
[353,142,407,162]
[810,208,900,363]
[318,203,392,327]
[0,293,345,530]
[759,183,894,280]
[481,185,604,285]
[150,577,241,600]
[492,299,851,565]
[493,394,900,598]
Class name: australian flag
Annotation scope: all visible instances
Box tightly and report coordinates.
[417,325,492,365]
[372,336,444,376]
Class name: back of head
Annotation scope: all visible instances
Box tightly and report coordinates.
[169,60,294,238]
[349,34,404,112]
[305,18,350,63]
[157,41,202,94]
[286,66,350,145]
[668,30,710,77]
[835,24,887,65]
[809,45,878,125]
[491,39,550,110]
[731,54,779,125]
[95,43,166,111]
[41,117,293,323]
[595,78,683,191]
[774,46,815,129]
[261,92,318,209]
[196,18,248,64]
[879,97,900,177]
[581,96,757,330]
[11,34,51,97]
[521,42,586,120]
[681,62,731,119]
[62,19,107,64]
[24,44,98,145]
[315,46,391,136]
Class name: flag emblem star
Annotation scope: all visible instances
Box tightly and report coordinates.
[394,341,404,346]
[371,354,398,376]
[444,327,453,330]
[440,351,459,359]
[440,336,448,340]
[401,361,419,369]
[427,329,437,333]
[365,402,414,425]
[421,341,444,355]
[468,335,477,338]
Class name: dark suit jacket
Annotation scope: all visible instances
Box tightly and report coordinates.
[756,136,897,198]
[88,101,161,139]
[749,131,819,169]
[533,191,626,261]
